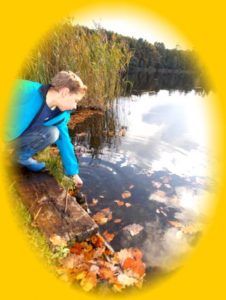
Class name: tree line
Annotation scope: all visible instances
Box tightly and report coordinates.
[21,20,208,108]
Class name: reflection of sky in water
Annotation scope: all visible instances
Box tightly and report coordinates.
[76,89,214,271]
[114,90,211,177]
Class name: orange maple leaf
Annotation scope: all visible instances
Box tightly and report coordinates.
[121,191,132,199]
[114,200,125,206]
[103,230,115,242]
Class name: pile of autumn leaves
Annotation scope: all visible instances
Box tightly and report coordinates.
[57,234,146,292]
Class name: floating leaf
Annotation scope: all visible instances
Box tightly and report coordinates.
[114,200,125,206]
[93,213,108,225]
[93,208,112,225]
[121,191,132,199]
[103,230,115,242]
[168,220,183,228]
[123,224,144,236]
[90,198,98,206]
[114,219,122,224]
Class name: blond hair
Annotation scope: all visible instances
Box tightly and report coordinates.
[51,71,87,94]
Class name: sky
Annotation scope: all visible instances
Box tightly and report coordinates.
[75,15,191,50]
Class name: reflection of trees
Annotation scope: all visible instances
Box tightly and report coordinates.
[71,109,123,157]
[127,71,209,95]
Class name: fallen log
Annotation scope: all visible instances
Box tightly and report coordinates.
[14,168,98,246]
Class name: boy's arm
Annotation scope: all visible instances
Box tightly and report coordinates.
[55,114,79,176]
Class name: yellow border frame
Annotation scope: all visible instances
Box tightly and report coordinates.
[0,1,225,299]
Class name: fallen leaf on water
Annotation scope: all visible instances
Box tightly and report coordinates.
[93,208,112,225]
[114,200,125,206]
[121,191,132,199]
[90,198,98,207]
[93,213,108,225]
[168,220,184,229]
[103,230,115,242]
[125,202,132,207]
[93,198,98,204]
[114,219,122,224]
[123,224,144,236]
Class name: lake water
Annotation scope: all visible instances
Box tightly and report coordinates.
[71,89,214,274]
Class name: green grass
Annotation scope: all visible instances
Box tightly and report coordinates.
[8,148,73,269]
[36,147,75,190]
[10,186,57,267]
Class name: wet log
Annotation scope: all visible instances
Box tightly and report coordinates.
[14,168,98,246]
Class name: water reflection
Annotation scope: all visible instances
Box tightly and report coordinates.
[126,71,209,95]
[70,89,213,274]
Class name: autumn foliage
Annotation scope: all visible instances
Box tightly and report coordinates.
[57,234,146,292]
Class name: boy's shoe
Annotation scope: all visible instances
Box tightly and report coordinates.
[17,157,46,172]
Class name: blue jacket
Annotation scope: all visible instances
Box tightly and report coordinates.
[6,80,79,176]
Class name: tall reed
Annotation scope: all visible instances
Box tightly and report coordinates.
[20,20,132,108]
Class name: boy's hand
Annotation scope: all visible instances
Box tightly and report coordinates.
[72,174,83,188]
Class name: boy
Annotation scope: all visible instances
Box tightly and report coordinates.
[6,71,87,188]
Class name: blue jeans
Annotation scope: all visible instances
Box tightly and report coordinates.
[13,126,60,161]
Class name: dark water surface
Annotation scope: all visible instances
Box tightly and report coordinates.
[71,89,214,272]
